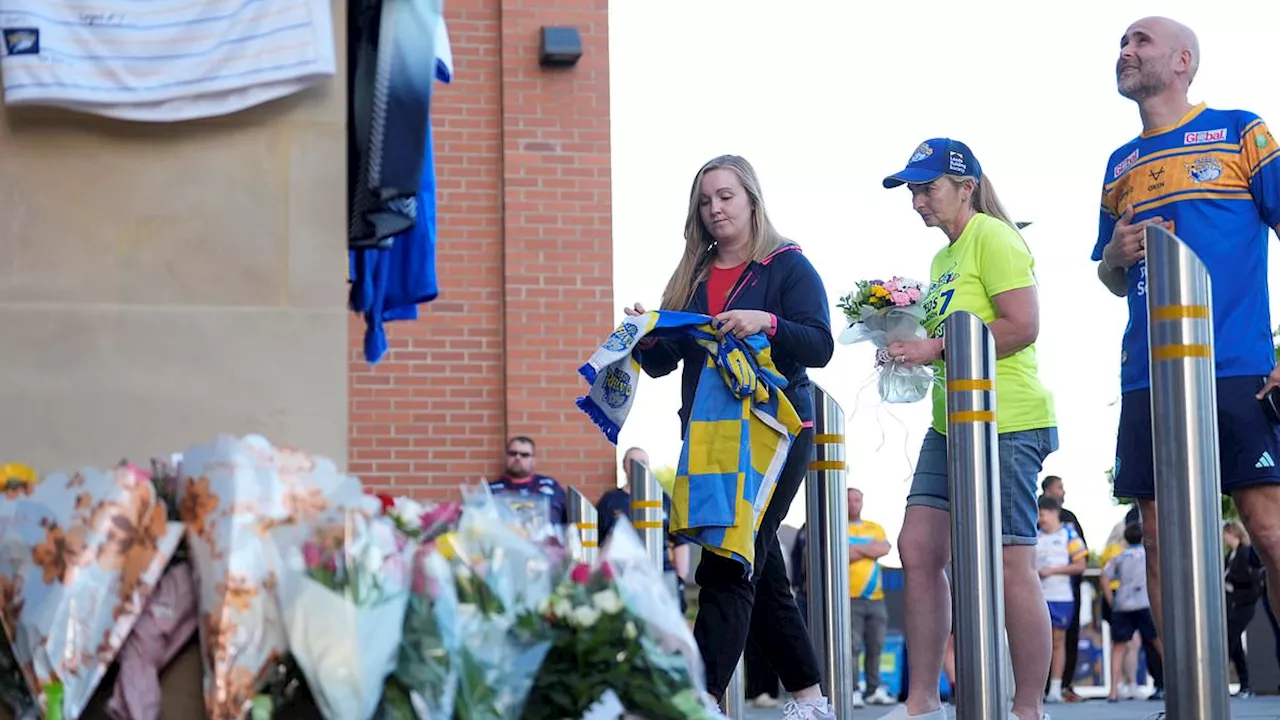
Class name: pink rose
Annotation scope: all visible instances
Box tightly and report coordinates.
[882,280,898,293]
[600,561,615,581]
[570,563,592,585]
[302,541,324,570]
[906,287,922,302]
[891,291,911,306]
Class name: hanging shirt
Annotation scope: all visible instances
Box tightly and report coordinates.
[0,0,336,121]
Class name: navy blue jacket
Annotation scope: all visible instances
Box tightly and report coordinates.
[636,244,834,433]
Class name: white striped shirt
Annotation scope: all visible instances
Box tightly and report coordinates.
[0,0,335,122]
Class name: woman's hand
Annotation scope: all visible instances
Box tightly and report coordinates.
[714,310,773,338]
[886,338,943,367]
[623,302,646,317]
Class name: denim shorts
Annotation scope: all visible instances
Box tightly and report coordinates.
[907,426,1060,546]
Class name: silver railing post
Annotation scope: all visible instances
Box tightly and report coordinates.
[627,459,666,572]
[944,310,1007,719]
[1145,224,1230,719]
[567,488,599,564]
[722,656,745,720]
[804,385,856,715]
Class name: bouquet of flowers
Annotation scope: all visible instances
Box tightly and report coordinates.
[271,510,415,720]
[837,276,935,403]
[176,434,369,720]
[392,491,556,720]
[0,463,184,718]
[521,520,720,720]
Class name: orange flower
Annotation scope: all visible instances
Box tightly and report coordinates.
[179,476,219,540]
[32,522,89,585]
[282,485,329,525]
[215,574,259,614]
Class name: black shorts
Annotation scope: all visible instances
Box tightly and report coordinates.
[1113,376,1280,500]
[1110,608,1157,643]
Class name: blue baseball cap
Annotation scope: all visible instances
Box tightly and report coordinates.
[882,138,982,189]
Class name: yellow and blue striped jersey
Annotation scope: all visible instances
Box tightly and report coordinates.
[1092,104,1280,393]
[848,520,886,601]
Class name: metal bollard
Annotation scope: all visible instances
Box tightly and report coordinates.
[1145,224,1230,719]
[567,488,599,564]
[803,385,856,715]
[628,458,666,572]
[722,655,745,720]
[943,310,1007,719]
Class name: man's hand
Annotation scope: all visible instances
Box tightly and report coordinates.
[714,310,772,338]
[1256,364,1280,401]
[623,302,646,317]
[1102,204,1169,270]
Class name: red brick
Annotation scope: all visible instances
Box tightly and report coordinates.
[348,0,614,503]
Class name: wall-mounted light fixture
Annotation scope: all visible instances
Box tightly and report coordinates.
[539,26,582,68]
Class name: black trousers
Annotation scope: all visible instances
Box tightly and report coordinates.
[744,637,780,698]
[1228,601,1257,689]
[694,426,823,699]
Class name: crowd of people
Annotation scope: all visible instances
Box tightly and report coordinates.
[485,12,1280,720]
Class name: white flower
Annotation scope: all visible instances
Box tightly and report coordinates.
[553,598,574,619]
[571,606,601,628]
[537,596,551,615]
[591,589,624,615]
[624,621,638,640]
[392,496,425,523]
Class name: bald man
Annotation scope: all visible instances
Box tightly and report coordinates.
[1093,17,1280,701]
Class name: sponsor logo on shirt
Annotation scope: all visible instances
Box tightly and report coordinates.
[1113,148,1140,179]
[1184,128,1227,145]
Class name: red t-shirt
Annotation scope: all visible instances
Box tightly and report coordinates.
[706,262,746,316]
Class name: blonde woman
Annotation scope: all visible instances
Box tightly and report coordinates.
[879,139,1057,720]
[625,155,835,719]
[1225,519,1262,697]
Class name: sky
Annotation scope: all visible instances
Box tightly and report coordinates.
[604,1,1280,565]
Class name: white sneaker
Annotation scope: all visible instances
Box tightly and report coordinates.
[781,697,836,720]
[1045,692,1064,703]
[850,690,865,708]
[878,706,948,719]
[867,686,896,705]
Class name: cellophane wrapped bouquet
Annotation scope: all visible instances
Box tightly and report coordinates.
[270,509,415,720]
[522,519,721,720]
[837,276,935,403]
[0,462,184,719]
[176,434,372,720]
[388,486,558,720]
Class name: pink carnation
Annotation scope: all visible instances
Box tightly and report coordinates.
[890,291,912,306]
[882,280,898,293]
[906,287,922,302]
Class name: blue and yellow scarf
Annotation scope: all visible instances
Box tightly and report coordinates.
[576,310,803,575]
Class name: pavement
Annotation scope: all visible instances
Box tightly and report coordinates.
[740,696,1280,719]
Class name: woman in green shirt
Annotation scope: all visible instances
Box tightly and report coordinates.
[878,138,1058,720]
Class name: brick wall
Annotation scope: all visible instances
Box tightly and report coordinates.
[348,0,615,503]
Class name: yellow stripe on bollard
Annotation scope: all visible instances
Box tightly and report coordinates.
[576,522,597,530]
[947,379,994,392]
[581,541,598,548]
[1150,304,1210,321]
[808,460,846,471]
[631,500,662,509]
[814,433,844,444]
[633,521,664,530]
[948,410,996,424]
[1152,344,1212,361]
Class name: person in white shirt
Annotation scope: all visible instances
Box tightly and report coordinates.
[1036,495,1087,703]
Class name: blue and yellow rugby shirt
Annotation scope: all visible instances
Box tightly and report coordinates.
[1092,103,1280,393]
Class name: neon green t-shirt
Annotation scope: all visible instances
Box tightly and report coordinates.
[921,213,1056,435]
